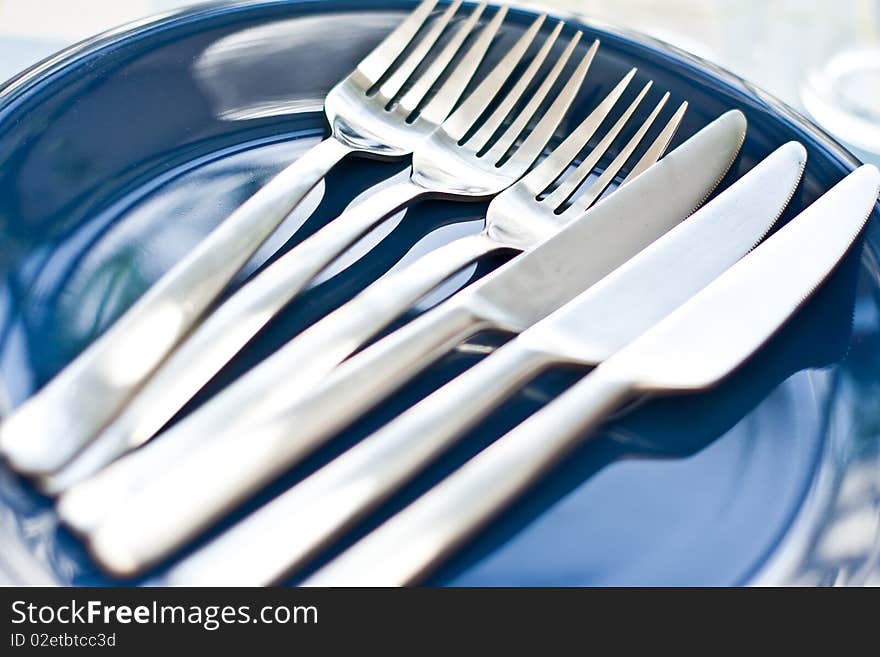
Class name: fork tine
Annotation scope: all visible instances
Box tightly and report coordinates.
[500,36,598,175]
[442,14,547,142]
[358,0,439,83]
[619,100,688,185]
[485,34,592,162]
[544,80,653,209]
[519,69,637,194]
[564,92,672,216]
[466,22,566,152]
[398,1,489,115]
[378,0,463,101]
[417,5,507,125]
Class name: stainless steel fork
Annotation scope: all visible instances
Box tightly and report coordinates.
[72,85,685,576]
[41,20,597,492]
[1,0,507,475]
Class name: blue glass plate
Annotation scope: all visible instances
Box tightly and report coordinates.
[0,0,878,586]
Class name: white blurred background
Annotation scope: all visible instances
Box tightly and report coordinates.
[1,0,878,163]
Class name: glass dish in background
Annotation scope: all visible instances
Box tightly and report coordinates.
[800,0,880,155]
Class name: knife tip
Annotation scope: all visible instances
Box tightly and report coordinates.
[720,108,747,134]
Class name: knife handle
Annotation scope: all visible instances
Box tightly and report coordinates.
[163,339,550,585]
[69,300,488,572]
[0,136,352,476]
[304,366,633,586]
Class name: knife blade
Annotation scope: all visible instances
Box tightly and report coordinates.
[303,163,880,587]
[61,111,747,571]
[161,141,806,586]
[607,163,879,391]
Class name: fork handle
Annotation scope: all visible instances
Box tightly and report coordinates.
[123,230,499,454]
[304,367,634,586]
[263,230,501,396]
[0,135,352,476]
[163,339,550,585]
[39,175,427,494]
[69,300,489,568]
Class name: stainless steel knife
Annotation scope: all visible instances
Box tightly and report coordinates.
[303,163,880,586]
[161,141,807,586]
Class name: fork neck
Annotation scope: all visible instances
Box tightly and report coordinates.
[370,175,432,209]
[309,135,357,174]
